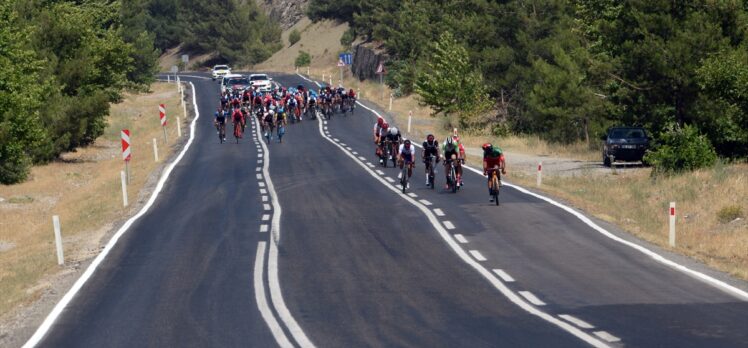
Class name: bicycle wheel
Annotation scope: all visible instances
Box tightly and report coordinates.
[492,175,500,205]
[450,166,457,193]
[429,163,435,189]
[401,165,408,193]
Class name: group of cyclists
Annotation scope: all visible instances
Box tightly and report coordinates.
[213,83,358,143]
[372,115,506,202]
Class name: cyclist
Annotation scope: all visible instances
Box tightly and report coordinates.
[263,110,275,141]
[377,121,390,163]
[385,126,402,164]
[452,134,466,186]
[397,139,416,189]
[232,107,244,139]
[373,117,385,143]
[482,143,506,202]
[214,107,226,142]
[422,134,440,186]
[442,137,463,189]
[275,108,287,142]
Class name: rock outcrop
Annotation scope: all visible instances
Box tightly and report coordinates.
[351,44,387,81]
[256,0,309,30]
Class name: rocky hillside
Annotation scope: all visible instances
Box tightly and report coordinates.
[256,0,309,29]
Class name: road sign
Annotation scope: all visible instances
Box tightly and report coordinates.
[121,129,131,161]
[339,53,352,65]
[159,104,167,126]
[181,54,189,63]
[337,60,345,67]
[170,65,178,73]
[376,62,386,74]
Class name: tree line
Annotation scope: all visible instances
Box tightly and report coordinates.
[0,0,281,184]
[310,0,748,171]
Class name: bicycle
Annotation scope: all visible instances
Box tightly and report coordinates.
[488,166,501,205]
[233,120,243,144]
[400,160,411,193]
[264,121,274,143]
[216,122,226,144]
[380,140,391,168]
[445,159,459,193]
[425,155,436,189]
[390,141,399,168]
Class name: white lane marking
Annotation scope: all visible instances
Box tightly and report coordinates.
[519,291,546,306]
[263,204,271,211]
[258,160,264,164]
[260,225,269,233]
[443,220,455,230]
[253,115,314,347]
[333,138,340,142]
[260,188,267,194]
[174,74,212,80]
[254,242,294,348]
[357,156,366,161]
[24,82,204,348]
[419,199,432,206]
[262,196,269,202]
[340,143,347,147]
[385,177,395,183]
[492,269,515,282]
[256,174,263,179]
[323,120,327,125]
[593,331,621,343]
[469,250,487,261]
[258,153,264,158]
[367,163,375,168]
[256,167,261,172]
[323,126,328,130]
[407,193,418,198]
[262,214,270,221]
[352,151,358,155]
[298,73,610,348]
[453,234,468,244]
[559,314,595,329]
[433,208,445,216]
[259,182,266,187]
[375,170,385,175]
[345,147,352,151]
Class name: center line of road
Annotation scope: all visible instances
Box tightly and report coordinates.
[518,291,546,306]
[469,250,487,261]
[407,193,418,198]
[385,177,395,183]
[433,208,445,216]
[593,331,621,343]
[443,221,455,230]
[263,204,271,211]
[262,214,270,221]
[357,156,366,161]
[559,314,595,329]
[419,199,433,206]
[375,170,385,175]
[260,188,267,194]
[259,182,266,187]
[492,269,515,282]
[254,242,294,348]
[262,196,269,202]
[453,234,468,244]
[256,174,263,179]
[352,151,358,155]
[260,225,269,233]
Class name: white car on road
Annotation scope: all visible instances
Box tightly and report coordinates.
[249,74,273,92]
[212,65,231,80]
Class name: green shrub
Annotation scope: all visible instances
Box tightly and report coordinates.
[340,28,355,47]
[294,51,311,67]
[288,29,301,46]
[644,124,718,175]
[717,205,743,223]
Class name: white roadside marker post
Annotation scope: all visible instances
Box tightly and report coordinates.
[408,110,412,133]
[120,170,128,207]
[52,216,64,265]
[537,162,542,187]
[669,202,676,247]
[176,76,180,92]
[389,94,393,111]
[153,138,159,162]
[176,117,182,138]
[307,66,310,75]
[167,75,170,83]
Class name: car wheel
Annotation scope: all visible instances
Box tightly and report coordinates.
[603,153,611,167]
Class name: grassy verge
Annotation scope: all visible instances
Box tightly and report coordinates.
[0,82,187,319]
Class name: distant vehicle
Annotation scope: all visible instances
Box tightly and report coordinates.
[249,74,273,92]
[221,74,251,94]
[602,127,650,166]
[212,65,231,80]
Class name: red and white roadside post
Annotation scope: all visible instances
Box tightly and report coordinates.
[537,161,543,187]
[121,129,131,207]
[669,202,676,247]
[159,103,168,143]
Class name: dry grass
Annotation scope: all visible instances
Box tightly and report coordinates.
[508,162,748,280]
[0,82,186,318]
[253,18,348,72]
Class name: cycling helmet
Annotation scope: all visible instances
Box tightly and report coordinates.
[389,127,399,135]
[426,134,435,142]
[377,117,384,126]
[268,110,275,115]
[482,143,493,152]
[445,136,454,145]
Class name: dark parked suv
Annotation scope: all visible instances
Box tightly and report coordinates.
[602,127,650,166]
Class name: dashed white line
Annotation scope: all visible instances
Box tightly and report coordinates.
[443,220,455,229]
[352,151,358,155]
[519,291,546,306]
[258,160,264,164]
[366,163,375,168]
[469,250,487,261]
[262,214,270,221]
[358,156,366,161]
[259,182,266,187]
[385,177,395,183]
[492,269,515,282]
[453,234,468,244]
[256,167,262,172]
[260,188,267,194]
[593,331,620,343]
[345,146,352,150]
[263,204,271,211]
[262,196,269,202]
[256,174,263,179]
[333,138,340,142]
[559,314,595,329]
[407,193,418,198]
[375,170,385,175]
[433,208,445,216]
[260,225,269,233]
[258,153,264,158]
[419,199,433,206]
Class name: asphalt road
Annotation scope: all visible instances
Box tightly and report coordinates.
[28,73,748,348]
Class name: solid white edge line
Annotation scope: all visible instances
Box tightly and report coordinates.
[492,269,515,282]
[253,115,315,348]
[24,81,203,348]
[300,88,610,348]
[306,70,748,302]
[254,242,295,348]
[469,250,487,261]
[518,291,547,306]
[559,314,595,330]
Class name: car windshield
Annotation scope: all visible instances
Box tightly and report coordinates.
[610,129,646,139]
[250,75,268,81]
[228,78,249,85]
[214,66,229,70]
